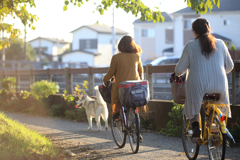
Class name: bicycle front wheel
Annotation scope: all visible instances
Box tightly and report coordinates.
[207,113,226,160]
[127,107,140,154]
[111,112,127,148]
[181,114,199,160]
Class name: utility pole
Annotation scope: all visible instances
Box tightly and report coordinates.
[38,37,42,62]
[24,25,27,61]
[111,1,115,56]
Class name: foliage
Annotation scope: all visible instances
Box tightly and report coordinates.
[64,0,222,23]
[64,107,87,122]
[159,101,184,137]
[225,42,229,49]
[140,111,154,130]
[49,104,64,117]
[62,81,88,106]
[231,44,236,51]
[229,117,240,143]
[4,38,37,61]
[0,112,59,160]
[0,0,38,49]
[30,80,59,100]
[0,77,16,96]
[185,0,220,14]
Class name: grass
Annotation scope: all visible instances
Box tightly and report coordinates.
[0,112,59,160]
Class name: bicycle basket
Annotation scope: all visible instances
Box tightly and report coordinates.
[118,80,150,108]
[99,82,112,103]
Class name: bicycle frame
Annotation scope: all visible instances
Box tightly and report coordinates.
[198,103,229,145]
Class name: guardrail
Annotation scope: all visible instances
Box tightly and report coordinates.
[0,62,239,104]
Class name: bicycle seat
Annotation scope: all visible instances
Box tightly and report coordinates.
[203,93,220,101]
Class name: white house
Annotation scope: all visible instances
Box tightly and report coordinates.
[62,24,128,67]
[172,0,240,56]
[28,37,70,61]
[133,12,174,62]
[133,0,240,61]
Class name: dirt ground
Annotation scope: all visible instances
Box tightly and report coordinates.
[4,112,240,160]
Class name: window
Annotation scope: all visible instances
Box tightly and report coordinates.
[142,29,155,37]
[85,40,91,49]
[79,39,97,50]
[184,19,195,29]
[224,20,230,26]
[165,29,174,44]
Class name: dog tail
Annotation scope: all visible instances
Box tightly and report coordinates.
[94,86,105,105]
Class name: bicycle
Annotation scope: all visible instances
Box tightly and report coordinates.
[182,93,232,160]
[101,80,141,154]
[111,106,140,154]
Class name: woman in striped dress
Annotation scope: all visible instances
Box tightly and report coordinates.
[175,18,234,142]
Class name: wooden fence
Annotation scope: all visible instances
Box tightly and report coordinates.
[0,62,240,105]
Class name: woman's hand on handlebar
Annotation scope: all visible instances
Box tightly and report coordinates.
[104,81,110,87]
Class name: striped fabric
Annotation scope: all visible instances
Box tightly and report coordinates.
[175,39,234,119]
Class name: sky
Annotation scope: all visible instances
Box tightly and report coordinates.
[6,0,187,42]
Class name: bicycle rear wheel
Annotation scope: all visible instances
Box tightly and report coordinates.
[127,107,140,154]
[207,113,226,160]
[111,111,127,148]
[181,114,200,160]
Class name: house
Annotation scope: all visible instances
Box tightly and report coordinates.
[133,12,174,62]
[172,0,240,56]
[133,0,240,61]
[28,37,70,61]
[61,24,128,67]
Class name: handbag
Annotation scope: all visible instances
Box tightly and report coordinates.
[170,73,186,104]
[118,80,150,108]
[99,81,112,103]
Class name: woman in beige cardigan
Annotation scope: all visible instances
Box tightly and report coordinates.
[103,36,148,118]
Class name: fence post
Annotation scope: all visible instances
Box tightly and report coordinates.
[15,69,20,92]
[232,61,240,105]
[88,67,94,96]
[65,67,72,94]
[30,69,35,86]
[47,68,52,82]
[146,64,153,99]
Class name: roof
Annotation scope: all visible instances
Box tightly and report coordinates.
[212,33,231,41]
[70,24,128,35]
[28,37,69,44]
[61,50,100,57]
[173,0,240,14]
[133,12,173,24]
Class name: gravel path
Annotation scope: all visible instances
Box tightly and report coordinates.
[4,112,240,160]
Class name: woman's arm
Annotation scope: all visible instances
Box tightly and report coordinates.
[222,41,234,74]
[103,55,117,82]
[175,43,190,76]
[138,56,144,80]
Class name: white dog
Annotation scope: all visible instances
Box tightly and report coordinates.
[76,86,108,131]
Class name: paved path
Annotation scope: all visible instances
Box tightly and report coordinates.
[4,112,240,160]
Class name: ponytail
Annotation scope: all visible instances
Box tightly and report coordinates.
[192,18,216,59]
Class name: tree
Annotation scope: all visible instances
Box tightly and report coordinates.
[231,44,236,51]
[4,39,37,61]
[0,0,38,49]
[63,0,221,23]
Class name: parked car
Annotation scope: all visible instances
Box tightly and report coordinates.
[149,56,180,84]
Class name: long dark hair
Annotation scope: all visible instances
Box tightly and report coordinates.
[192,18,216,58]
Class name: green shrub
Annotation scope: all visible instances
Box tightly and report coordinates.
[159,101,184,136]
[229,117,240,143]
[231,44,236,51]
[0,77,16,97]
[49,104,64,117]
[30,80,59,100]
[64,107,87,122]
